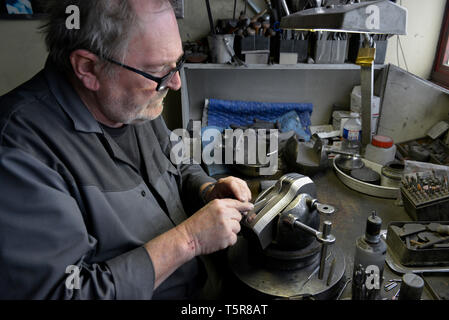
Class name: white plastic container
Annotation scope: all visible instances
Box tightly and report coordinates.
[364,135,396,166]
[351,85,380,138]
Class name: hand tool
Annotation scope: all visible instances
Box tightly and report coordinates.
[384,281,398,291]
[252,21,261,36]
[398,223,426,238]
[427,223,449,235]
[262,20,270,36]
[392,288,400,300]
[418,235,449,249]
[250,9,267,23]
[417,231,440,243]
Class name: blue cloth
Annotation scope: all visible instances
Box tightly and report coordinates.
[206,99,313,141]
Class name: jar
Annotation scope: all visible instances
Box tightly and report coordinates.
[364,135,396,166]
[381,161,404,187]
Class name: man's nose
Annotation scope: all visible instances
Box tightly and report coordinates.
[166,71,182,91]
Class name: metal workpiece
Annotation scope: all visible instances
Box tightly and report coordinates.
[398,273,424,300]
[247,173,317,249]
[319,221,333,280]
[226,173,346,299]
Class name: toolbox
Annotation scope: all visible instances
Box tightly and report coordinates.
[387,221,449,267]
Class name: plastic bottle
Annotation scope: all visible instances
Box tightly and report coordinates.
[352,211,387,300]
[342,116,362,152]
[364,135,396,166]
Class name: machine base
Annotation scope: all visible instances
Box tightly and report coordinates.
[227,236,346,300]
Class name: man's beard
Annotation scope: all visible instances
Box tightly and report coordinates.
[101,88,169,125]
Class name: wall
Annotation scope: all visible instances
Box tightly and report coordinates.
[0,1,446,128]
[384,0,446,80]
[0,20,47,96]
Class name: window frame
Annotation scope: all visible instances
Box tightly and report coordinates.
[432,0,449,89]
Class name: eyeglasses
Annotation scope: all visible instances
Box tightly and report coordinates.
[103,54,185,91]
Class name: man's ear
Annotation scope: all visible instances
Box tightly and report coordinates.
[69,49,102,91]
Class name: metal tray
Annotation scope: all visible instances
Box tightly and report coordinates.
[386,221,449,267]
[333,155,399,199]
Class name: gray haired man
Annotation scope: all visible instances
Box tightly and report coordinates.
[0,0,252,299]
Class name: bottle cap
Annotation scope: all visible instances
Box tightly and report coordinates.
[371,135,394,148]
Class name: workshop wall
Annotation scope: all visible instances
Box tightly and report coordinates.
[0,20,47,96]
[384,0,446,80]
[0,0,446,129]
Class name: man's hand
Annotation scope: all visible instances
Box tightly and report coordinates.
[201,177,252,203]
[179,199,254,256]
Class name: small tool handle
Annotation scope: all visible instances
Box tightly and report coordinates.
[428,223,449,235]
[436,224,449,235]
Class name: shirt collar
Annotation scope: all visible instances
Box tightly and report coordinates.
[44,58,102,134]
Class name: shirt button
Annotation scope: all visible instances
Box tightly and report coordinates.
[141,190,146,197]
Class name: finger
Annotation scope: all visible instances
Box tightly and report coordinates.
[229,219,241,234]
[229,179,249,202]
[235,178,252,202]
[222,199,254,212]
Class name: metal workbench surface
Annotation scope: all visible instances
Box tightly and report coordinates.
[212,168,449,300]
[310,169,448,300]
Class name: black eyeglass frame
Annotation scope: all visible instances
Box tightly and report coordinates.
[103,54,185,91]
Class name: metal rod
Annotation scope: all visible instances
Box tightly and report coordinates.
[319,221,332,280]
[360,64,374,146]
[247,0,262,14]
[233,0,237,20]
[205,0,215,35]
[280,0,290,15]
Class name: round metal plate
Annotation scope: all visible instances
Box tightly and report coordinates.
[227,236,346,299]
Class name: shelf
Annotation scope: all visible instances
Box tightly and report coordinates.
[184,63,386,71]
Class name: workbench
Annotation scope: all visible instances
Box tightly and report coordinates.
[313,169,448,300]
[207,167,449,300]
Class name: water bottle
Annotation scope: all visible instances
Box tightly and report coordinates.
[342,116,362,153]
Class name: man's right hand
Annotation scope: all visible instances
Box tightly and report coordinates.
[179,199,254,257]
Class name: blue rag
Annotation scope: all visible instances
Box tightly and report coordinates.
[205,99,313,141]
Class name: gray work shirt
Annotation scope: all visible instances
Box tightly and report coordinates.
[0,59,216,299]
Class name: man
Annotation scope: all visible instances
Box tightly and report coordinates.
[0,0,252,299]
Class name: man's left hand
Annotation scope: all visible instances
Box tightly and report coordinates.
[202,177,252,203]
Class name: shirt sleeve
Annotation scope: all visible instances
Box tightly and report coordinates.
[0,146,155,299]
